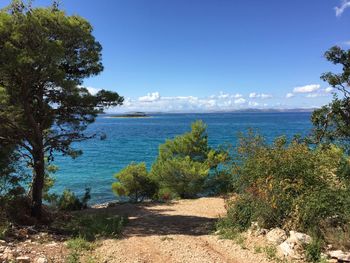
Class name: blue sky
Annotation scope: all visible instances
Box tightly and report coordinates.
[2,0,350,112]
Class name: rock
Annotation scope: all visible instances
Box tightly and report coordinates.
[0,240,6,245]
[45,242,57,247]
[248,221,268,237]
[278,241,303,260]
[328,250,346,258]
[16,256,31,263]
[278,241,294,256]
[35,256,48,263]
[327,250,350,262]
[266,228,287,245]
[288,231,312,245]
[277,230,312,260]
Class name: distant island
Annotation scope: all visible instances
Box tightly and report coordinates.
[108,112,150,118]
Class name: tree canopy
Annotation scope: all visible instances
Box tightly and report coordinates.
[311,46,350,151]
[0,1,123,218]
[151,120,228,198]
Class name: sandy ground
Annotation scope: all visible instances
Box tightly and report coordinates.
[91,197,271,263]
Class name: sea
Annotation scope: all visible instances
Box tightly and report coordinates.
[52,112,312,204]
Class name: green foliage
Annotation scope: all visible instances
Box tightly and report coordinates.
[66,237,93,252]
[0,220,10,239]
[57,188,91,211]
[263,246,277,260]
[0,0,123,217]
[66,237,94,263]
[152,156,209,199]
[223,194,259,231]
[305,239,323,263]
[222,131,350,242]
[62,213,127,241]
[0,146,26,199]
[310,46,350,152]
[112,162,158,202]
[151,120,228,199]
[293,188,350,235]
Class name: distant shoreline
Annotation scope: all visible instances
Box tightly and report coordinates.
[105,116,151,119]
[105,112,150,118]
[102,109,315,116]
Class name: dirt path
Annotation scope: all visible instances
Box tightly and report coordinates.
[91,197,271,263]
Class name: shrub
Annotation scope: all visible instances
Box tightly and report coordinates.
[305,238,323,263]
[66,237,93,263]
[62,213,127,241]
[112,162,158,202]
[222,131,350,242]
[223,194,258,231]
[151,120,228,198]
[57,188,91,211]
[66,237,93,252]
[0,219,9,239]
[152,156,209,198]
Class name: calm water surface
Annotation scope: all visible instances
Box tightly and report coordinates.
[53,112,312,203]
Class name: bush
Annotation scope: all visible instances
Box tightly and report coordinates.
[305,239,323,263]
[66,237,93,252]
[151,120,228,198]
[222,131,350,242]
[0,219,10,239]
[152,156,209,198]
[112,162,158,202]
[223,194,258,231]
[66,237,93,263]
[62,213,127,241]
[57,188,91,211]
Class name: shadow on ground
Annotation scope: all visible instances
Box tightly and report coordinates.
[84,202,218,237]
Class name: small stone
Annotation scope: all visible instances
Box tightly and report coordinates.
[328,250,346,259]
[16,256,31,263]
[278,241,303,259]
[266,228,287,245]
[35,256,48,263]
[45,242,57,247]
[288,231,312,245]
[0,240,6,245]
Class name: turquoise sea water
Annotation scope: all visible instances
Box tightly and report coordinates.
[52,112,312,204]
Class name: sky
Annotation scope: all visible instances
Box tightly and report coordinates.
[2,0,350,112]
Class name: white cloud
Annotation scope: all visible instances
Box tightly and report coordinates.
[109,91,252,112]
[80,86,101,95]
[325,87,334,93]
[305,87,334,98]
[218,91,229,99]
[335,0,350,16]
[249,101,259,107]
[261,93,273,99]
[293,84,320,93]
[138,92,161,102]
[249,92,258,98]
[343,40,350,46]
[234,98,246,104]
[249,92,272,99]
[286,93,295,98]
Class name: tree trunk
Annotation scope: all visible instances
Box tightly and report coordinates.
[31,144,45,219]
